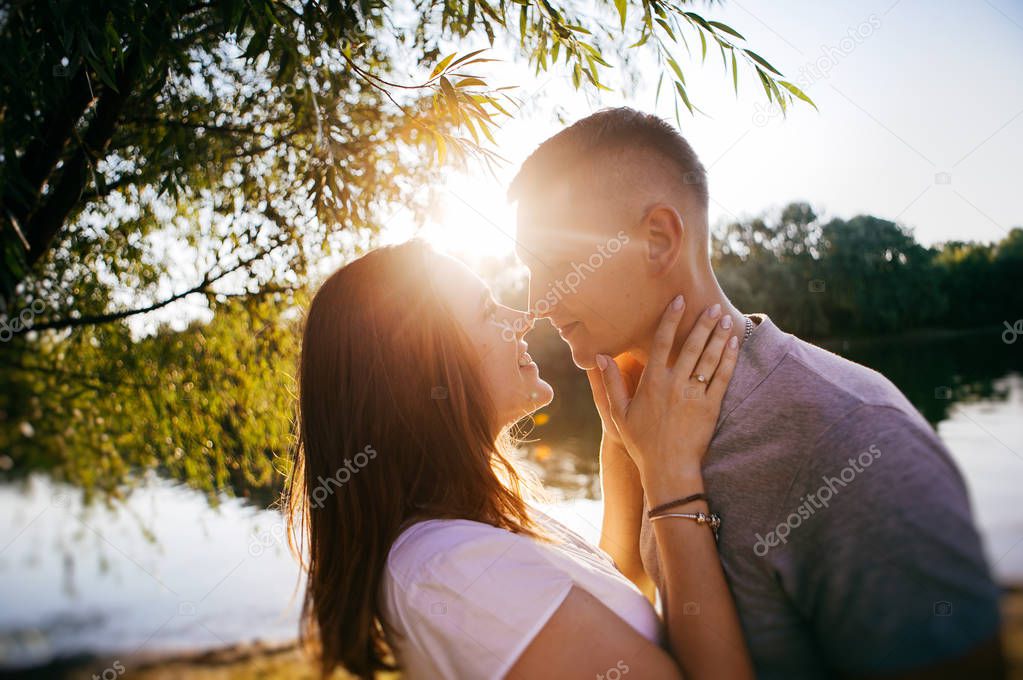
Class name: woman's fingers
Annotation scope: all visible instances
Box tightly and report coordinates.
[673,303,723,378]
[649,295,686,368]
[586,368,612,419]
[686,314,734,388]
[707,335,739,400]
[596,354,631,425]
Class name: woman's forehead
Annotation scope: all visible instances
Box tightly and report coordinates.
[431,253,488,305]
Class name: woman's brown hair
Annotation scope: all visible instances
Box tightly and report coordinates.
[285,240,546,678]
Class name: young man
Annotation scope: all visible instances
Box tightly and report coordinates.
[508,107,1004,679]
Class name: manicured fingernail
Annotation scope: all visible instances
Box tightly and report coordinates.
[672,294,684,311]
[721,315,733,330]
[709,303,722,318]
[729,336,738,349]
[595,354,609,370]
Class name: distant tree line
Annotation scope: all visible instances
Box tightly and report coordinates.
[713,202,1023,339]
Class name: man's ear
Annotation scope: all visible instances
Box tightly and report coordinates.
[641,203,685,275]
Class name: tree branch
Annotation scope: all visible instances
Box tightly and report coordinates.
[8,228,292,337]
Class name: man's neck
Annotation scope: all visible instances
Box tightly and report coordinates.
[629,290,747,367]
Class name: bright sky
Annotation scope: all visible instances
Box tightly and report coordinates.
[389,0,1023,260]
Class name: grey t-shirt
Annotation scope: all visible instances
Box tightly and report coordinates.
[638,314,1001,678]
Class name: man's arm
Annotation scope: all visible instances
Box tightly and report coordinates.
[782,403,1004,677]
[856,634,1005,679]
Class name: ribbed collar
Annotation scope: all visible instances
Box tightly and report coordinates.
[716,313,793,427]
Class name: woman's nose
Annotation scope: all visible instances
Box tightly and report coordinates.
[515,309,535,337]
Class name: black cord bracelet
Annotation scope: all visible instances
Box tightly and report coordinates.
[647,493,708,519]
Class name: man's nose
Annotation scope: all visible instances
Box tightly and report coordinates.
[527,281,550,320]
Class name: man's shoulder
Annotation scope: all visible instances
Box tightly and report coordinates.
[757,332,920,427]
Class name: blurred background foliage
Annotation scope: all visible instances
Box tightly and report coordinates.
[713,204,1023,337]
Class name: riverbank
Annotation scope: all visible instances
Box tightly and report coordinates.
[21,585,1023,680]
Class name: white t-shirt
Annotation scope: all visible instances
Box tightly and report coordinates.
[379,508,662,679]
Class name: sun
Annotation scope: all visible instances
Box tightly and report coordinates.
[419,170,521,259]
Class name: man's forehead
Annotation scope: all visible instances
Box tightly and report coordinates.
[515,191,619,259]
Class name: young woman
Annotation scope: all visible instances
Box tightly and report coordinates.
[285,240,752,679]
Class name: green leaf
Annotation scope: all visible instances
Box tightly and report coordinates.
[666,56,685,86]
[430,53,457,79]
[439,75,458,105]
[769,78,786,113]
[675,80,694,114]
[615,0,627,30]
[745,49,783,76]
[756,67,774,102]
[628,30,650,48]
[683,11,712,32]
[449,49,488,70]
[656,18,675,41]
[731,49,739,95]
[699,28,707,62]
[708,21,745,41]
[779,80,818,110]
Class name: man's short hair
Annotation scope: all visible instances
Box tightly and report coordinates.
[507,107,708,210]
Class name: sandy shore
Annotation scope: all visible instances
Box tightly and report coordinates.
[16,587,1023,679]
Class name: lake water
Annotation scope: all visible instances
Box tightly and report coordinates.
[2,330,1021,670]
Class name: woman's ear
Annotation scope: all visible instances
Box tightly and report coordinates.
[642,203,685,275]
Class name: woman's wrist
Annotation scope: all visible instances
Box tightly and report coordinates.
[640,463,705,508]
